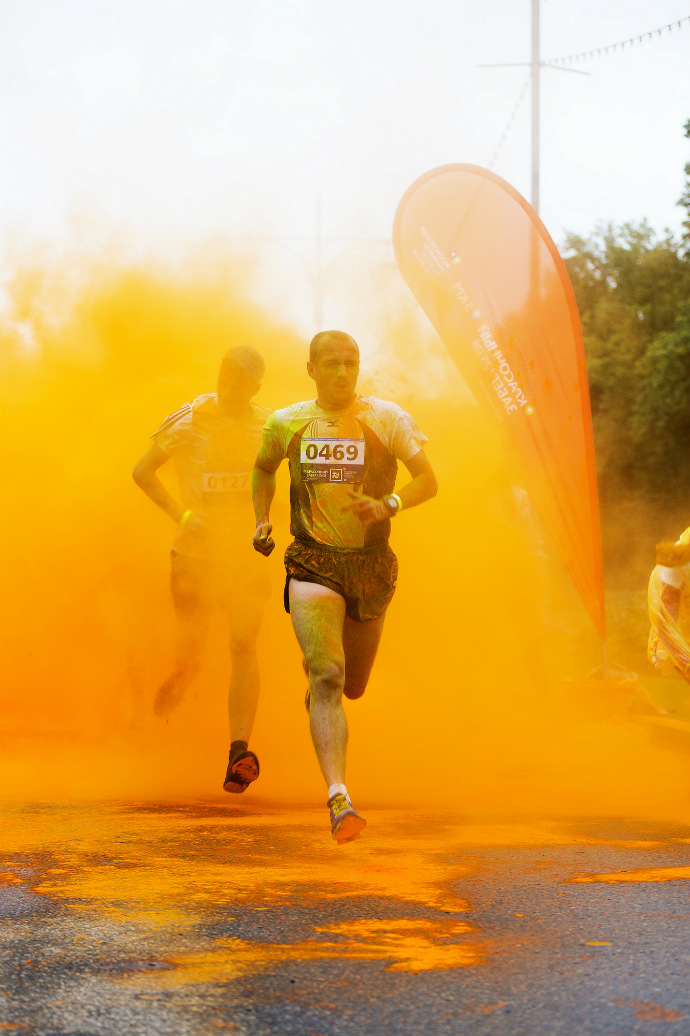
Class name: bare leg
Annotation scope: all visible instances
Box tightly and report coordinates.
[154,603,209,717]
[342,612,386,699]
[225,591,265,744]
[288,580,347,787]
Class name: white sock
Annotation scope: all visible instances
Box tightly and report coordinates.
[328,783,348,800]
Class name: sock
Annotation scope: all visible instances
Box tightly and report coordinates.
[230,739,248,758]
[328,783,348,801]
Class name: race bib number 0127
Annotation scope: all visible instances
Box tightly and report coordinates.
[300,438,365,484]
[202,471,250,505]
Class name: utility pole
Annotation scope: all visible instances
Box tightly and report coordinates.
[480,0,587,215]
[531,0,540,212]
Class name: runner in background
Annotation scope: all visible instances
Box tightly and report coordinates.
[648,526,690,692]
[133,346,271,794]
[251,330,437,843]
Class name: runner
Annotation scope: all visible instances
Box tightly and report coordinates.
[648,526,690,688]
[251,330,437,842]
[133,346,271,794]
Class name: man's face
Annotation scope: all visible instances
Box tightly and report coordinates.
[217,364,262,414]
[307,339,360,408]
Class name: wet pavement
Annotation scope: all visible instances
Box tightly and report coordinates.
[0,800,689,1035]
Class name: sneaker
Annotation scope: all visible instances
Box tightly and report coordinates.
[223,746,260,794]
[328,793,366,844]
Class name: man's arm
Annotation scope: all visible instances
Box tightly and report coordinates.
[657,575,690,680]
[133,444,205,536]
[252,447,281,556]
[133,444,185,523]
[345,449,438,526]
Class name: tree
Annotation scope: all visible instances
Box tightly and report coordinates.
[632,303,690,491]
[564,221,690,500]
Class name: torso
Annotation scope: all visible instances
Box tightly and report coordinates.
[263,396,426,549]
[152,394,271,561]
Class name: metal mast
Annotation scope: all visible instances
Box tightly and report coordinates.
[531,0,540,212]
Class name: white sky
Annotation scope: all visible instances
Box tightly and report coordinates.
[1,0,688,334]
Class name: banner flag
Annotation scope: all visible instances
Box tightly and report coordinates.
[393,164,605,639]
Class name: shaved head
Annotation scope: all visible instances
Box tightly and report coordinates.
[309,330,359,363]
[220,345,265,380]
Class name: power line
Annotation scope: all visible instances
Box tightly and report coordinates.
[488,74,531,169]
[546,15,690,67]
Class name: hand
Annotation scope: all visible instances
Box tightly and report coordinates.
[253,521,275,556]
[343,489,392,527]
[182,511,208,537]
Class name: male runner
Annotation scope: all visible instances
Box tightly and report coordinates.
[133,346,271,794]
[648,526,690,690]
[251,330,437,843]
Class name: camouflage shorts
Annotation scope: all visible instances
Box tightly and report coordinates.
[284,538,398,623]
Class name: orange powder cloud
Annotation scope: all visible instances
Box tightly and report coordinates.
[0,254,687,818]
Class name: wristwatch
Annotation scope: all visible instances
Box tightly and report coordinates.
[383,493,402,516]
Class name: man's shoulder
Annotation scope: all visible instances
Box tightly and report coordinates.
[266,399,316,426]
[249,402,273,425]
[357,396,411,421]
[188,393,218,414]
[152,397,198,439]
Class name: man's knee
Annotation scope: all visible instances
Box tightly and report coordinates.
[229,636,258,661]
[310,658,345,701]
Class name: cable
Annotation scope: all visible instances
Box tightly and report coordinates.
[488,74,531,168]
[546,15,690,66]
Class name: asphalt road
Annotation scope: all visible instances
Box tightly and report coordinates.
[1,800,689,1036]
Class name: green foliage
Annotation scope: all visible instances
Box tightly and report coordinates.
[564,220,690,503]
[632,304,690,488]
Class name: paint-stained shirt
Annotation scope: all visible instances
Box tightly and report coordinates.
[152,394,271,561]
[648,527,690,676]
[260,396,427,548]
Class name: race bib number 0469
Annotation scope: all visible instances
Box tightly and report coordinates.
[300,438,365,484]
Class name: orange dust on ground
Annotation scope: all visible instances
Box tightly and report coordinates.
[0,257,688,818]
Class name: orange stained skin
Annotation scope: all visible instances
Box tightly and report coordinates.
[288,579,386,788]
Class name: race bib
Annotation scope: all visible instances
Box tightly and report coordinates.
[300,438,365,484]
[202,471,250,505]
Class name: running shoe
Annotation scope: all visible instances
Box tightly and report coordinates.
[328,793,366,844]
[223,746,260,794]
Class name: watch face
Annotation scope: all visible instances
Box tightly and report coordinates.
[384,494,399,514]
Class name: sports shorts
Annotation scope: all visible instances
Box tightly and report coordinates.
[170,550,271,613]
[283,537,398,623]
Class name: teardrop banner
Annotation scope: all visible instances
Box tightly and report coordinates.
[393,164,605,640]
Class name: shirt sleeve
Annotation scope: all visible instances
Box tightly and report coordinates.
[150,404,192,456]
[260,412,287,463]
[658,565,686,590]
[390,406,428,463]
